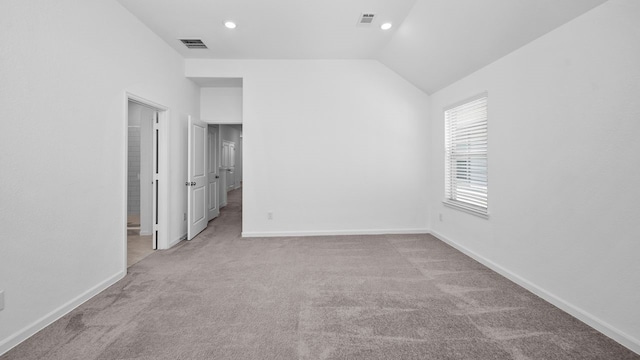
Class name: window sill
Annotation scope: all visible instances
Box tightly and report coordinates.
[443,200,489,219]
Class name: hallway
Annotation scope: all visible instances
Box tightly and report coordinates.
[2,187,637,359]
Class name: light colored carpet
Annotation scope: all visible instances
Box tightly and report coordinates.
[2,189,638,359]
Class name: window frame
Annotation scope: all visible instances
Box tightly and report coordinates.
[443,92,489,218]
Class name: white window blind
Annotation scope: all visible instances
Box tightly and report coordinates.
[444,93,488,217]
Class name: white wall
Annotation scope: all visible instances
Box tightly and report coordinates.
[428,0,640,352]
[187,60,431,237]
[201,87,243,124]
[0,0,199,354]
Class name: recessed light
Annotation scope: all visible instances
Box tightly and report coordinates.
[224,21,237,29]
[380,22,392,30]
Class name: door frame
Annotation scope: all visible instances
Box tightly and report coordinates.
[124,92,169,272]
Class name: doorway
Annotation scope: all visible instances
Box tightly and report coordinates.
[187,76,243,238]
[219,125,243,209]
[126,96,166,267]
[186,123,243,239]
[186,123,242,240]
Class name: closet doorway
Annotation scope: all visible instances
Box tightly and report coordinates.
[126,99,158,267]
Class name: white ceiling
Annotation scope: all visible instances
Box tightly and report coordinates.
[117,0,608,93]
[379,0,608,93]
[117,0,417,59]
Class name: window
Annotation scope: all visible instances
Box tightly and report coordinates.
[444,93,488,217]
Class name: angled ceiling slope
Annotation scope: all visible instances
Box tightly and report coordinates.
[117,0,608,94]
[378,0,608,94]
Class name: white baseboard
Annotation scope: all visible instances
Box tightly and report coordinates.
[429,230,640,355]
[0,271,125,356]
[166,234,186,249]
[242,228,430,238]
[139,230,152,236]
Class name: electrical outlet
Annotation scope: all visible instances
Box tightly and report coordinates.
[267,212,273,220]
[439,213,443,222]
[0,290,5,311]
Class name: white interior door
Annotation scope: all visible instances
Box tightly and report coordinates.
[187,116,208,240]
[207,125,220,221]
[230,143,236,190]
[222,141,236,191]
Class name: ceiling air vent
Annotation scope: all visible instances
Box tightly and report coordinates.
[357,13,376,26]
[180,39,208,49]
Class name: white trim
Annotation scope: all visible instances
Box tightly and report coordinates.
[443,200,489,219]
[443,91,488,112]
[429,230,640,355]
[242,228,430,238]
[156,109,170,249]
[167,234,187,249]
[203,120,243,125]
[127,93,168,111]
[0,271,125,356]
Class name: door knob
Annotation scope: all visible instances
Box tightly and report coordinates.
[185,182,189,186]
[215,175,220,179]
[191,182,196,186]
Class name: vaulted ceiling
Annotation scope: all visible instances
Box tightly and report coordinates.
[117,0,608,93]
